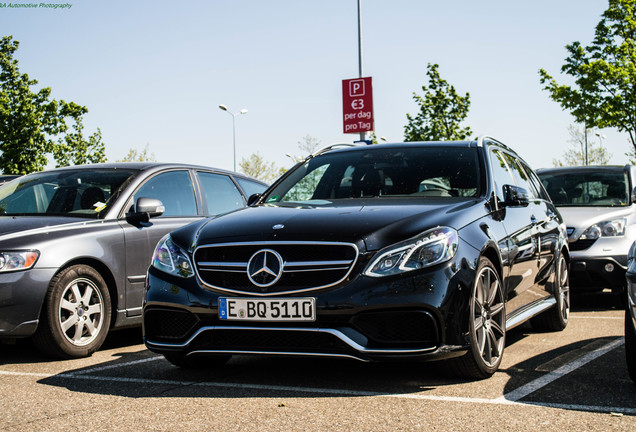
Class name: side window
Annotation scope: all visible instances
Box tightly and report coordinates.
[197,172,245,216]
[521,162,549,201]
[502,153,537,199]
[236,177,267,198]
[490,149,515,202]
[134,170,197,217]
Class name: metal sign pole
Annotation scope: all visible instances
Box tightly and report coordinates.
[357,0,366,142]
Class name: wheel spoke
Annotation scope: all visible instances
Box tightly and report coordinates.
[483,329,493,363]
[86,304,102,316]
[60,299,76,312]
[490,301,505,317]
[486,278,499,307]
[487,327,500,358]
[489,319,505,338]
[478,272,489,305]
[70,283,82,303]
[60,316,75,333]
[474,313,485,331]
[80,285,94,305]
[72,321,85,342]
[84,319,97,336]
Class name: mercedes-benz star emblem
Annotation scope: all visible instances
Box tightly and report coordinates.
[247,249,283,287]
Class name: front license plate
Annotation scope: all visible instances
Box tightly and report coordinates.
[218,297,316,322]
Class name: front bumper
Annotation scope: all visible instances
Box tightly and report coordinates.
[0,268,57,338]
[568,236,630,291]
[569,256,626,291]
[143,254,477,362]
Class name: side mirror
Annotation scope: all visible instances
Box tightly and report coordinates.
[126,197,165,224]
[631,187,636,204]
[501,184,530,207]
[247,193,262,206]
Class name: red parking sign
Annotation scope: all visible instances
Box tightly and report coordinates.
[342,77,374,134]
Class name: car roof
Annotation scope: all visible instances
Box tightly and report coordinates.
[536,165,631,175]
[26,162,265,184]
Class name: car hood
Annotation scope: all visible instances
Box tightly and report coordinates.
[0,215,95,243]
[176,199,486,252]
[557,206,634,227]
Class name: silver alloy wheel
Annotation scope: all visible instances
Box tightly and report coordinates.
[57,277,105,346]
[557,255,570,323]
[472,265,506,368]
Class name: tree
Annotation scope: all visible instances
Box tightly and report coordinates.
[539,0,636,156]
[552,124,612,166]
[286,134,321,163]
[117,144,156,162]
[404,63,472,142]
[0,36,105,174]
[239,152,283,183]
[53,103,106,167]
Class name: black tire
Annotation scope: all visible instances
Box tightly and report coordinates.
[531,253,570,332]
[32,265,111,359]
[163,352,231,369]
[626,308,636,384]
[447,257,506,379]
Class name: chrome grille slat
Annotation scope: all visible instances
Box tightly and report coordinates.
[193,241,359,296]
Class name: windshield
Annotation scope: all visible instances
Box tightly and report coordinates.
[538,170,629,207]
[265,146,482,205]
[0,168,139,217]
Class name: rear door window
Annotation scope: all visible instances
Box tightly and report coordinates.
[197,172,245,216]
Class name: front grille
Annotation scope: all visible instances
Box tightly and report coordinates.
[350,310,439,347]
[144,308,199,342]
[194,242,358,295]
[569,238,597,251]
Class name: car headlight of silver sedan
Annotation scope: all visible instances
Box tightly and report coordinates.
[152,235,194,278]
[364,227,458,277]
[580,218,627,239]
[0,251,39,272]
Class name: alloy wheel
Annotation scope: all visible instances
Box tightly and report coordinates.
[57,277,105,346]
[472,265,506,368]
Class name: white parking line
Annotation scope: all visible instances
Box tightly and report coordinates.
[496,337,625,402]
[71,356,164,375]
[0,335,631,415]
[3,369,632,415]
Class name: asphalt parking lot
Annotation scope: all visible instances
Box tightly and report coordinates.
[1,292,634,432]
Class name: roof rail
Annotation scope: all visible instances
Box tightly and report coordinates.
[309,142,363,158]
[475,135,516,153]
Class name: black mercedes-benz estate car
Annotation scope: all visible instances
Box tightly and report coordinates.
[0,163,266,358]
[143,137,570,379]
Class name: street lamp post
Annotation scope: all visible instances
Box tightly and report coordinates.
[595,131,606,149]
[218,104,248,171]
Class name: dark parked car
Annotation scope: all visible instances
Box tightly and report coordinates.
[626,242,636,383]
[537,165,636,295]
[143,138,570,379]
[0,163,266,358]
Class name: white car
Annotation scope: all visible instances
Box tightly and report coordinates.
[537,165,636,296]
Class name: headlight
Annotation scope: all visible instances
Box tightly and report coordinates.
[580,218,626,240]
[0,251,39,272]
[151,235,194,278]
[364,227,458,277]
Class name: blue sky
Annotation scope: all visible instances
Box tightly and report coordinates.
[0,1,628,173]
